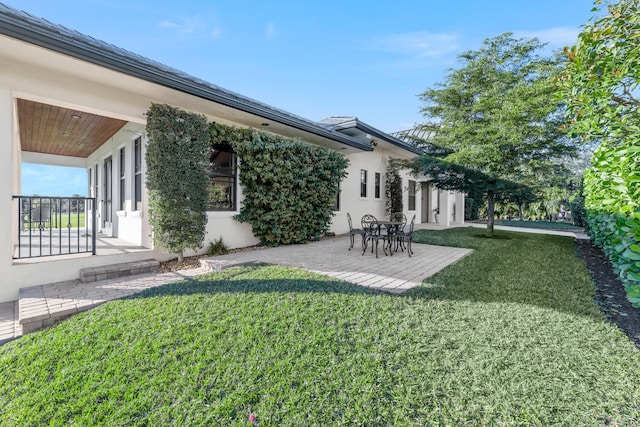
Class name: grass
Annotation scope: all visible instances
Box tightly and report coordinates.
[23,212,86,231]
[471,218,583,231]
[1,227,640,425]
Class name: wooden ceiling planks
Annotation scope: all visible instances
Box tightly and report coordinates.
[17,99,128,158]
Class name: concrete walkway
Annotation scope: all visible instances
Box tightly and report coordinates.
[0,234,472,345]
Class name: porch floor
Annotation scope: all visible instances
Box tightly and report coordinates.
[13,233,150,262]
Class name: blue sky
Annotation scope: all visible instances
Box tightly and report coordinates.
[8,0,597,196]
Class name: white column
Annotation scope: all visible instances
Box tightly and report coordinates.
[438,189,450,226]
[0,89,18,301]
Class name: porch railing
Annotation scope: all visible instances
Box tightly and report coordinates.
[12,195,97,259]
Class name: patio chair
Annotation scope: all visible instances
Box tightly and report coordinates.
[390,212,407,232]
[347,213,366,251]
[361,214,390,258]
[394,214,415,257]
[22,207,51,232]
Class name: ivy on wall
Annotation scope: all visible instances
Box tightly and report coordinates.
[221,127,349,245]
[145,103,210,261]
[385,159,403,217]
[583,139,640,305]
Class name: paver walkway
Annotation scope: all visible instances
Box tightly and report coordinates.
[0,235,472,345]
[201,236,472,293]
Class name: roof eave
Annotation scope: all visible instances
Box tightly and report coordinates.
[0,6,372,152]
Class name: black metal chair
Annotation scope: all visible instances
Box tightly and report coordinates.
[361,214,390,258]
[22,207,51,232]
[347,213,366,251]
[395,214,416,256]
[390,212,407,232]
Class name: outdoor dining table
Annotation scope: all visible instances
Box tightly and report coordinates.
[361,219,405,257]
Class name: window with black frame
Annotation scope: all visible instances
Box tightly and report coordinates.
[408,180,416,210]
[134,137,142,211]
[208,142,237,210]
[360,169,367,198]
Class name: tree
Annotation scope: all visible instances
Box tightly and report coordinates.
[145,103,210,262]
[416,33,577,234]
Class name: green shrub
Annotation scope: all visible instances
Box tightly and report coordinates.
[145,104,210,261]
[384,159,403,218]
[230,130,348,246]
[207,237,229,255]
[583,139,640,306]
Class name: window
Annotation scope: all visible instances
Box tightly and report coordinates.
[333,181,341,211]
[119,147,125,210]
[408,180,416,210]
[374,172,381,199]
[208,142,237,210]
[360,169,367,198]
[134,137,142,211]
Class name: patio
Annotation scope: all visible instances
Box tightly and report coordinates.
[200,234,472,293]
[1,231,472,343]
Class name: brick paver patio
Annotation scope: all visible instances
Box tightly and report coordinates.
[0,235,472,344]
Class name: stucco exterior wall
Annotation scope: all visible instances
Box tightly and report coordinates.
[0,34,467,302]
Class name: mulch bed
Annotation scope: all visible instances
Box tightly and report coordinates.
[576,239,640,348]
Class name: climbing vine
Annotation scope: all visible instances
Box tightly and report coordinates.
[385,159,403,217]
[210,123,349,246]
[145,103,210,261]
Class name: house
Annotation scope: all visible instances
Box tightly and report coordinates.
[0,4,464,303]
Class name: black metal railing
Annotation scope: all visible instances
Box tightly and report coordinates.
[12,196,97,259]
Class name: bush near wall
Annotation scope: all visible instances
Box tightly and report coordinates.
[215,126,348,246]
[145,104,210,260]
[584,139,640,306]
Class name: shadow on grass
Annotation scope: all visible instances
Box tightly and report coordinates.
[122,227,603,321]
[124,263,387,300]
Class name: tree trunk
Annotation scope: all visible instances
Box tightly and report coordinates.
[518,203,524,221]
[177,251,184,263]
[486,190,495,236]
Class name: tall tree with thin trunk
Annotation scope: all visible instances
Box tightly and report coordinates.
[417,33,577,235]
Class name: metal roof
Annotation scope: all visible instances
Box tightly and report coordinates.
[319,116,424,155]
[0,3,372,152]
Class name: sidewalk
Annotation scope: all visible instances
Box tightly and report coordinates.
[465,222,589,240]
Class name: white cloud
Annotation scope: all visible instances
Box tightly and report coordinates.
[514,27,580,48]
[160,17,223,40]
[372,31,460,58]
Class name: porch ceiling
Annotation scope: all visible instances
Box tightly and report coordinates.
[17,99,127,158]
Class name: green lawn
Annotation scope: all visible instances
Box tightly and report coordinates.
[23,212,86,231]
[1,228,639,425]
